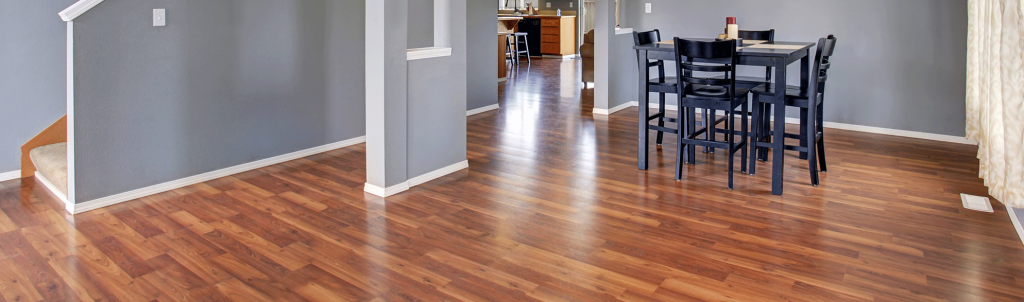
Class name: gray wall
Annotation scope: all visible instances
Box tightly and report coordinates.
[72,0,365,201]
[467,0,499,111]
[408,0,434,49]
[408,0,468,177]
[622,0,968,136]
[0,0,77,173]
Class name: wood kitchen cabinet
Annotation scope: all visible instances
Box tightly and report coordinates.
[538,16,576,56]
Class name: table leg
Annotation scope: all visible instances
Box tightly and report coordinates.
[771,59,787,195]
[638,50,650,170]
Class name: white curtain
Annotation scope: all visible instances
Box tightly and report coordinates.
[966,0,1024,207]
[583,1,596,33]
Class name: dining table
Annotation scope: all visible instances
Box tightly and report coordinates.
[632,38,816,195]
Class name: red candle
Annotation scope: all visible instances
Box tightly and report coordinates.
[726,17,737,24]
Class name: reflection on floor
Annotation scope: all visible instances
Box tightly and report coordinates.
[1,58,1022,301]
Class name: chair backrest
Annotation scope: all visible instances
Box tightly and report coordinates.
[673,38,738,99]
[633,29,661,46]
[809,35,838,96]
[739,29,775,41]
[722,29,776,41]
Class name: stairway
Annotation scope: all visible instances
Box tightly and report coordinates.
[29,142,68,198]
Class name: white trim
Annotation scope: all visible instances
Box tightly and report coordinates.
[433,0,451,47]
[615,28,633,35]
[498,77,507,83]
[817,120,974,145]
[0,170,21,182]
[630,102,975,145]
[408,160,469,187]
[59,0,104,22]
[363,182,410,198]
[35,172,71,213]
[467,104,500,116]
[66,21,76,204]
[1006,204,1024,247]
[593,101,638,115]
[364,160,469,198]
[407,47,452,61]
[72,136,366,214]
[542,54,578,59]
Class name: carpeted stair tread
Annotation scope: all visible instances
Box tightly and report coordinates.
[29,142,67,196]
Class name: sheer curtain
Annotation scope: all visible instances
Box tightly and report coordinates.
[583,1,596,33]
[966,0,1024,207]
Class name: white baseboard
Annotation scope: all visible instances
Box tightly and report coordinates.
[363,160,469,198]
[498,77,507,83]
[408,160,469,187]
[467,104,500,116]
[593,101,635,115]
[629,102,974,145]
[0,170,20,182]
[543,54,578,59]
[35,171,71,212]
[1006,204,1024,247]
[71,136,366,214]
[363,182,410,198]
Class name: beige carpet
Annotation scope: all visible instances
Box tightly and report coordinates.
[29,142,67,196]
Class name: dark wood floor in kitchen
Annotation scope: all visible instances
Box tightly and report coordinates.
[2,58,1022,301]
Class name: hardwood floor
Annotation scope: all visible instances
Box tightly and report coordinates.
[2,58,1022,301]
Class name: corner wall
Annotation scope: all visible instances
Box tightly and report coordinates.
[467,0,498,111]
[0,0,77,174]
[71,0,366,202]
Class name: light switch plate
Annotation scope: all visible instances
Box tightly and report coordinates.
[153,9,166,26]
[645,3,652,13]
[569,2,572,7]
[546,3,551,8]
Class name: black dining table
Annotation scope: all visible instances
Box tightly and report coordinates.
[633,39,816,195]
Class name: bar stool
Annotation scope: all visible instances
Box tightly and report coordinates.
[512,32,531,63]
[633,30,678,146]
[748,35,838,190]
[506,35,517,64]
[671,38,751,189]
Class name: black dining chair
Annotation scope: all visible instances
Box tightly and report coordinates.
[707,29,775,156]
[748,35,837,188]
[633,30,678,146]
[672,37,750,189]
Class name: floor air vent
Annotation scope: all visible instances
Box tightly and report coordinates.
[961,193,994,213]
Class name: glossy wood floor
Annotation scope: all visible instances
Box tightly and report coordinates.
[2,58,1022,301]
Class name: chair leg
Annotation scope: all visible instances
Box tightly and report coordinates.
[741,99,749,174]
[799,108,808,160]
[507,37,516,65]
[806,103,819,186]
[727,108,735,190]
[675,104,686,180]
[523,36,531,63]
[706,109,715,153]
[817,102,827,172]
[688,107,697,165]
[759,102,771,162]
[748,95,760,175]
[656,92,666,145]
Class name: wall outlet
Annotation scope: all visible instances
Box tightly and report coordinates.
[153,9,166,26]
[569,2,572,7]
[645,3,652,13]
[546,2,551,8]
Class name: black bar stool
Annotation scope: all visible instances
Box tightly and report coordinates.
[749,35,838,189]
[671,38,751,189]
[633,30,678,146]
